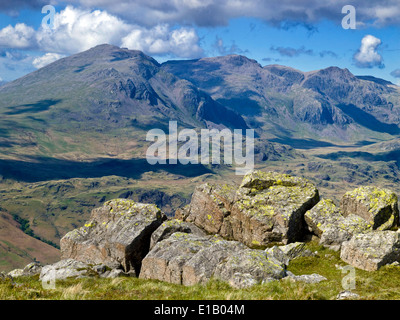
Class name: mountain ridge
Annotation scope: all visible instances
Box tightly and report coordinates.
[162,55,400,144]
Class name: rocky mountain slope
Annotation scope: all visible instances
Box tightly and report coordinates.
[162,56,400,144]
[0,44,248,161]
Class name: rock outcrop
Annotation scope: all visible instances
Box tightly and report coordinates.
[304,186,399,253]
[17,170,400,288]
[340,230,400,271]
[60,199,167,274]
[179,171,319,247]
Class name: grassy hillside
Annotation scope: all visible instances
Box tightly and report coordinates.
[0,212,59,272]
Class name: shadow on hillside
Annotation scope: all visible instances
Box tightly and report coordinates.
[4,99,62,115]
[0,156,213,183]
[337,104,400,135]
[316,149,400,165]
[270,137,339,149]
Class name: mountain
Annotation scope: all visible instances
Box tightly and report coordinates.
[162,56,400,145]
[0,45,247,162]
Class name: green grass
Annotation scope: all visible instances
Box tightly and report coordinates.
[2,241,400,300]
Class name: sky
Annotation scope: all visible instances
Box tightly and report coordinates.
[0,0,399,84]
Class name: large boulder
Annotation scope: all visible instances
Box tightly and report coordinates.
[181,183,237,236]
[60,199,167,273]
[340,230,400,271]
[179,171,319,247]
[341,186,399,231]
[305,199,371,250]
[139,232,286,288]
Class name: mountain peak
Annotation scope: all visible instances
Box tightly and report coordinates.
[205,54,262,68]
[74,44,160,67]
[308,66,355,81]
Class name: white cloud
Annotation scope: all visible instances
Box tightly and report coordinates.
[32,52,65,68]
[353,35,384,69]
[0,23,35,49]
[123,26,202,58]
[0,6,203,59]
[36,6,132,54]
[121,24,203,58]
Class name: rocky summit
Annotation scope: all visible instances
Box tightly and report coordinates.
[8,170,400,288]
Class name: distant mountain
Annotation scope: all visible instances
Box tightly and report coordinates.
[0,45,247,161]
[162,56,400,144]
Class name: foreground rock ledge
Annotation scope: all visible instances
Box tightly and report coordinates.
[60,199,166,273]
[139,232,286,288]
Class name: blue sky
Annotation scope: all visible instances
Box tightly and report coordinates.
[0,1,399,84]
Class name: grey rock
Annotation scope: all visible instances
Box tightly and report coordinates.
[106,268,135,278]
[341,186,399,231]
[213,247,286,286]
[140,232,286,287]
[265,246,290,266]
[150,219,206,250]
[7,262,43,278]
[7,269,24,278]
[60,199,167,273]
[340,230,400,271]
[228,273,258,289]
[336,291,360,300]
[284,271,327,284]
[39,259,95,281]
[305,199,371,250]
[181,171,319,247]
[265,242,313,266]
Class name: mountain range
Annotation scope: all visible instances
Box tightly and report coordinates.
[162,55,400,145]
[1,43,400,272]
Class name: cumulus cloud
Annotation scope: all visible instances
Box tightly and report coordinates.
[121,25,203,58]
[353,35,384,69]
[36,6,132,54]
[32,52,65,68]
[0,6,203,59]
[0,23,36,49]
